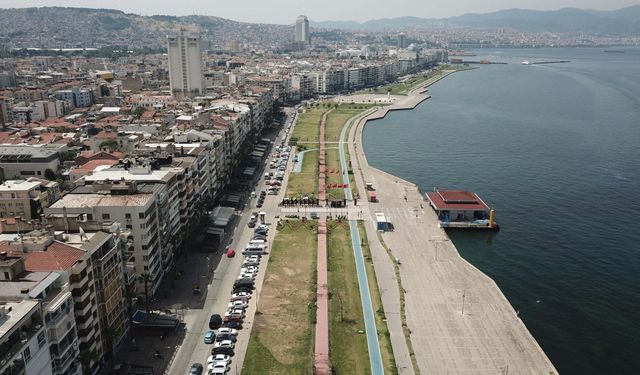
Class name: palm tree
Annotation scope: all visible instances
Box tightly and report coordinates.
[137,273,153,313]
[79,349,99,375]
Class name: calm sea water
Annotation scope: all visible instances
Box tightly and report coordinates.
[363,47,640,374]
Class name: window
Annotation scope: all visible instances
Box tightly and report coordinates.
[125,213,131,219]
[86,214,93,220]
[102,213,110,220]
[37,332,46,348]
[140,223,146,229]
[143,266,148,271]
[126,224,132,230]
[142,255,149,261]
[23,347,31,361]
[138,212,145,219]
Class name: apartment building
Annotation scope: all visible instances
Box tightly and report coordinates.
[0,178,60,219]
[0,145,62,179]
[45,181,164,296]
[0,300,52,375]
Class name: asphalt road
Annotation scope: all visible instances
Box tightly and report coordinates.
[167,109,298,375]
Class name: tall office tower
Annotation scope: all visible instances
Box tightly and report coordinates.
[295,15,310,46]
[398,32,407,49]
[167,28,204,99]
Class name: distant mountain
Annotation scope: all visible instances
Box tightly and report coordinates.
[0,7,291,49]
[311,5,640,35]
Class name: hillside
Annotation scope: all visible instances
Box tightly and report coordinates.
[311,5,640,35]
[0,7,292,49]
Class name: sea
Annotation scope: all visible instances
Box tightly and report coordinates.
[362,47,640,374]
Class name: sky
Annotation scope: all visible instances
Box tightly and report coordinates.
[2,0,639,24]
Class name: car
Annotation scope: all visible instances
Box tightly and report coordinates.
[260,191,267,196]
[204,330,216,344]
[207,362,230,374]
[230,292,252,300]
[245,254,261,260]
[268,189,279,195]
[237,272,256,280]
[232,286,254,294]
[222,321,242,330]
[216,328,238,336]
[189,363,203,375]
[234,277,255,286]
[214,340,235,349]
[251,234,267,240]
[207,354,231,364]
[216,333,237,343]
[209,314,222,330]
[223,315,243,323]
[250,191,256,198]
[228,301,248,309]
[225,308,245,317]
[247,221,256,228]
[254,229,268,235]
[211,347,235,356]
[243,260,259,268]
[256,202,263,208]
[240,266,258,273]
[256,224,269,231]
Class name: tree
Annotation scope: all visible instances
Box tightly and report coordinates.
[44,168,56,181]
[132,107,146,119]
[99,140,118,151]
[137,273,153,313]
[79,349,99,375]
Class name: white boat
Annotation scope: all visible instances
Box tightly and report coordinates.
[522,60,532,65]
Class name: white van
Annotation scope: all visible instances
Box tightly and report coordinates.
[249,239,266,246]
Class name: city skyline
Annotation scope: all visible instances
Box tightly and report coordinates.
[5,0,640,24]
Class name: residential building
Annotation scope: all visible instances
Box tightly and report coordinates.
[0,178,60,219]
[54,88,93,110]
[167,29,204,99]
[0,300,52,375]
[0,145,62,179]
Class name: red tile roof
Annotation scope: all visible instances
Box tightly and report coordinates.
[426,190,490,211]
[2,241,85,271]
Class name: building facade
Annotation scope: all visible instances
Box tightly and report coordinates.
[167,29,204,99]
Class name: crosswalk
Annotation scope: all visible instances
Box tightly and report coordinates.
[278,206,427,221]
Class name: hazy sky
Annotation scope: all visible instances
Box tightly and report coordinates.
[4,0,640,23]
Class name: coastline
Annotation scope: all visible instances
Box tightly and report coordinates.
[347,70,558,373]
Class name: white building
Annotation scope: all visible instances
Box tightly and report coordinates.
[295,15,310,46]
[0,145,62,179]
[0,300,53,375]
[167,28,204,99]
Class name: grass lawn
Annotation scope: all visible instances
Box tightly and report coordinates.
[243,221,318,375]
[290,108,326,143]
[327,220,371,375]
[359,221,398,374]
[325,148,345,201]
[286,145,319,198]
[325,106,367,142]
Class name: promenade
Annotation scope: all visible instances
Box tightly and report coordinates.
[343,76,558,373]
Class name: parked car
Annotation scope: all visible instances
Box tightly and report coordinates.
[189,363,203,375]
[214,340,235,349]
[207,354,231,364]
[204,330,216,344]
[212,347,235,356]
[216,328,238,336]
[223,315,244,323]
[228,300,248,309]
[232,286,254,294]
[216,333,237,343]
[230,292,252,300]
[222,321,242,330]
[209,314,222,329]
[207,362,230,374]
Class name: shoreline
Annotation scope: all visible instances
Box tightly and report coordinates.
[347,70,558,373]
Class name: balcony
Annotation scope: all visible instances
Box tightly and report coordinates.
[0,321,43,370]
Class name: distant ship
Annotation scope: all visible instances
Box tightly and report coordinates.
[604,50,625,53]
[521,60,532,65]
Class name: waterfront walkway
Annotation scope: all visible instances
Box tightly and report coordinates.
[338,110,385,375]
[346,98,558,373]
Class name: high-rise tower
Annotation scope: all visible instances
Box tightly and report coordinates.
[167,28,204,99]
[295,15,310,46]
